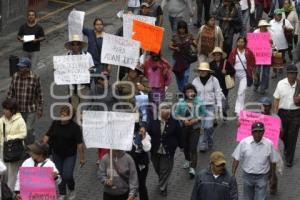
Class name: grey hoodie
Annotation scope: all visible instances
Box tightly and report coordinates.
[99,151,138,196]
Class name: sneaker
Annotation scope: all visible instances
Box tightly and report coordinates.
[189,168,196,179]
[58,195,66,200]
[68,191,76,200]
[182,161,190,169]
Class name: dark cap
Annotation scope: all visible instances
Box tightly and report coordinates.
[251,122,265,131]
[259,97,272,106]
[17,57,31,68]
[27,142,49,156]
[286,64,298,73]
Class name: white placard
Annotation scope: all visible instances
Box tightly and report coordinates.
[53,55,91,85]
[23,35,35,42]
[122,14,156,38]
[68,10,85,41]
[101,33,140,69]
[82,111,136,151]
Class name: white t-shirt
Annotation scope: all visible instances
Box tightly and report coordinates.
[269,19,294,50]
[234,50,247,78]
[240,0,249,10]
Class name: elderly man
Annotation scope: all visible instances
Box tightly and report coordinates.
[232,122,278,200]
[191,151,238,200]
[273,64,300,167]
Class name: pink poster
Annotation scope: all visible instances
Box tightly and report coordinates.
[247,32,272,65]
[237,111,281,149]
[20,167,56,200]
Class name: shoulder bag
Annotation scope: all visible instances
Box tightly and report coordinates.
[283,19,294,45]
[1,181,13,200]
[2,123,25,163]
[294,79,300,106]
[223,59,235,89]
[237,52,253,87]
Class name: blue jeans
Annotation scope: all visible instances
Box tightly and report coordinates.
[175,67,190,92]
[168,16,184,32]
[198,105,215,151]
[52,154,77,195]
[243,172,268,200]
[241,9,250,37]
[256,65,271,91]
[269,0,284,17]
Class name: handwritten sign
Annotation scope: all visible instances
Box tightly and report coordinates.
[101,33,140,69]
[123,14,156,38]
[247,32,272,65]
[68,10,85,41]
[82,111,136,151]
[53,55,92,85]
[20,167,56,200]
[132,20,164,53]
[23,35,35,43]
[237,111,281,149]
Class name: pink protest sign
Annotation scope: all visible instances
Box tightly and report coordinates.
[20,167,56,200]
[247,32,272,65]
[237,111,281,149]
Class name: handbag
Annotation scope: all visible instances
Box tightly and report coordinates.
[2,123,25,163]
[1,181,13,200]
[223,60,235,89]
[283,19,294,45]
[237,52,253,87]
[185,45,198,64]
[294,79,300,106]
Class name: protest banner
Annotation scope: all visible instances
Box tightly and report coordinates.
[20,167,56,200]
[53,54,92,85]
[123,14,156,38]
[247,32,272,65]
[68,10,85,41]
[82,111,136,151]
[101,33,140,69]
[132,20,164,53]
[237,111,281,149]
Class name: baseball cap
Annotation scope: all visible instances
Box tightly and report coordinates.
[210,151,226,166]
[274,8,284,15]
[17,57,31,68]
[286,64,298,73]
[259,97,272,106]
[251,122,265,131]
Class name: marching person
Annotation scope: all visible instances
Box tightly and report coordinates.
[0,99,27,191]
[148,103,183,196]
[17,10,45,70]
[228,37,256,115]
[144,0,164,26]
[232,121,278,200]
[192,62,223,152]
[175,84,206,178]
[273,64,300,167]
[7,57,43,145]
[191,151,238,200]
[43,105,85,200]
[99,150,138,200]
[14,142,61,200]
[240,0,255,36]
[194,0,211,27]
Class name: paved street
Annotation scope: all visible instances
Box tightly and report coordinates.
[0,1,300,199]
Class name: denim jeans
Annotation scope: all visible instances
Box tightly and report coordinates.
[21,112,36,145]
[269,0,284,18]
[168,16,184,32]
[198,105,215,151]
[52,154,77,195]
[241,9,250,37]
[243,172,268,200]
[256,65,271,91]
[175,67,190,92]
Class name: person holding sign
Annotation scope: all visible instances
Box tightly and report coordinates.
[43,105,85,200]
[14,142,60,200]
[232,122,278,200]
[17,10,45,70]
[99,150,138,200]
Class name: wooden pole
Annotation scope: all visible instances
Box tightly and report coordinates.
[110,148,113,180]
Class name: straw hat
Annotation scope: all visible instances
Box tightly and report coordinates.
[258,20,270,27]
[64,34,87,50]
[209,47,227,59]
[195,62,213,72]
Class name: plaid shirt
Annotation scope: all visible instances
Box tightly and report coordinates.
[7,71,43,113]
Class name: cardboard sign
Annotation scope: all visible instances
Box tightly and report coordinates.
[123,14,156,38]
[247,32,272,65]
[68,10,85,41]
[132,20,164,53]
[53,55,92,85]
[20,167,56,200]
[101,33,140,69]
[23,35,35,43]
[82,111,136,151]
[237,111,281,149]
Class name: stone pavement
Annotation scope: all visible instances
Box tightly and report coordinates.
[0,1,299,200]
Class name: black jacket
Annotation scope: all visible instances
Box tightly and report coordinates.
[148,117,182,157]
[191,168,238,200]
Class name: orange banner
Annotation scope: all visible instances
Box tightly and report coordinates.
[132,20,164,53]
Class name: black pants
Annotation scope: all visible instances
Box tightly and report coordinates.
[103,192,129,200]
[182,127,200,168]
[278,109,300,164]
[196,0,211,24]
[136,165,149,200]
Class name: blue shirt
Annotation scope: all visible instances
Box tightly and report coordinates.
[83,27,103,65]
